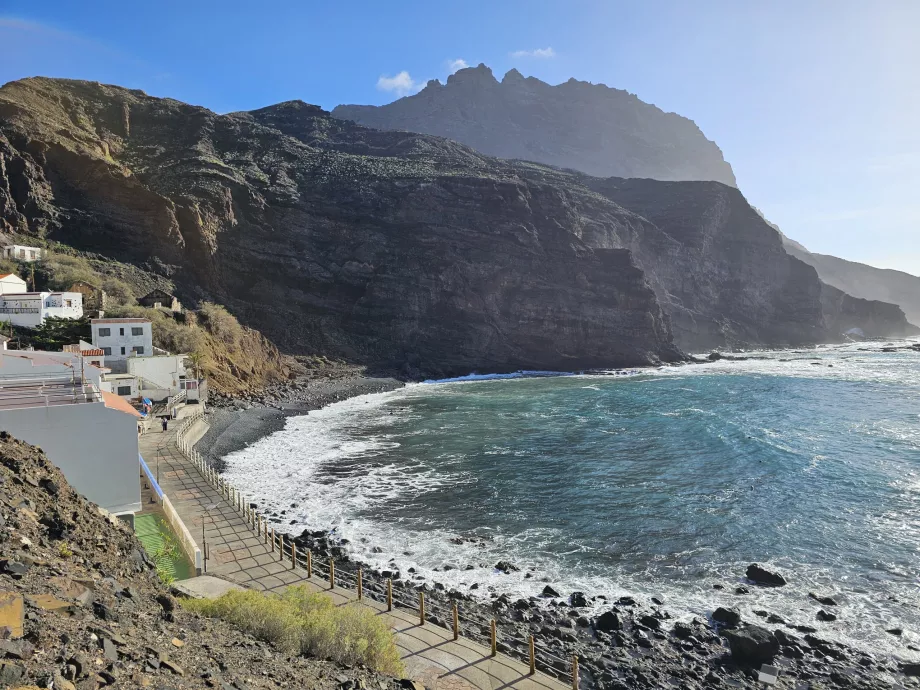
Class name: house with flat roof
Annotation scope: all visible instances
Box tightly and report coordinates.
[91,318,152,360]
[0,291,84,328]
[0,350,142,518]
[1,245,43,262]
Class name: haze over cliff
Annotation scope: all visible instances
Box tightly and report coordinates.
[0,77,914,377]
[334,65,738,187]
[335,64,919,327]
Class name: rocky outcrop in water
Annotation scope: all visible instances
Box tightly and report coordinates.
[0,77,914,374]
[333,64,738,186]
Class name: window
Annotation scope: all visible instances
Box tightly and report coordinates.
[131,327,144,336]
[119,327,124,336]
[132,346,145,355]
[18,249,24,258]
[65,299,72,307]
[117,385,132,396]
[120,347,125,355]
[29,251,37,259]
[98,327,111,337]
[102,347,111,356]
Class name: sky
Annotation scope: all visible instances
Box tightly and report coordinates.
[1,0,918,276]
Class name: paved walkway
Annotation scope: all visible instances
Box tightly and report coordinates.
[138,419,571,690]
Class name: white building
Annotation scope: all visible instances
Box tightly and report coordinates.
[99,373,139,399]
[0,351,142,517]
[91,318,153,359]
[0,273,28,295]
[2,245,43,262]
[0,291,84,328]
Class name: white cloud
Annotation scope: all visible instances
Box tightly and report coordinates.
[376,71,421,96]
[447,58,468,73]
[510,47,556,59]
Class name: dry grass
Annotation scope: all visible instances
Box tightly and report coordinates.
[184,586,403,676]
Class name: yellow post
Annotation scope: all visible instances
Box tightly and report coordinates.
[419,592,425,626]
[387,579,393,611]
[330,559,335,589]
[358,568,363,600]
[529,636,536,676]
[291,543,297,569]
[490,620,497,657]
[307,550,312,578]
[452,603,459,640]
[572,655,579,690]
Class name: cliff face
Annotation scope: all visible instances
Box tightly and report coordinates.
[333,65,738,187]
[0,78,912,374]
[0,78,681,375]
[782,238,920,328]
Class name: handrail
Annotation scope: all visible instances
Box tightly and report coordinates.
[173,410,577,687]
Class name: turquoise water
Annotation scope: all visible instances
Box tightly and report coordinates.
[224,340,920,657]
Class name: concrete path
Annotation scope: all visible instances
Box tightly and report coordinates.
[172,575,246,598]
[138,421,572,690]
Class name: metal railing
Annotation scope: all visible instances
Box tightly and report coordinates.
[174,412,579,688]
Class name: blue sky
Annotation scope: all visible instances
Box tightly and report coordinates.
[1,0,918,275]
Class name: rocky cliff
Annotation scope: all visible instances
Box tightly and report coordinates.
[0,78,913,375]
[781,239,920,327]
[333,64,738,187]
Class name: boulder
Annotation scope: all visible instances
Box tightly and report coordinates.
[808,593,838,606]
[541,585,561,598]
[816,609,837,622]
[712,607,741,628]
[722,626,779,665]
[745,563,787,587]
[569,591,589,608]
[594,611,622,633]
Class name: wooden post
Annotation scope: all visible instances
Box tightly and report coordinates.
[329,559,335,589]
[271,527,275,552]
[452,603,459,640]
[419,592,425,626]
[387,579,393,611]
[528,636,536,676]
[291,543,297,569]
[279,535,284,562]
[307,550,312,578]
[357,568,363,600]
[572,655,579,690]
[490,620,497,657]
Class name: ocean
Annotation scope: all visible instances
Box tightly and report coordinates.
[221,339,920,659]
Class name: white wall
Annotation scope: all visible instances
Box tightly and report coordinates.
[2,246,43,262]
[0,275,28,295]
[0,351,104,388]
[127,355,185,391]
[0,292,84,327]
[0,401,141,515]
[92,321,153,360]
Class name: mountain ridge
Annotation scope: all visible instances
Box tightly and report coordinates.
[0,77,914,378]
[333,64,738,187]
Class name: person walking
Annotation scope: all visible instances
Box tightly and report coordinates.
[161,417,168,432]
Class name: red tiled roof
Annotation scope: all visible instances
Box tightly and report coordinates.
[80,349,105,356]
[101,390,143,418]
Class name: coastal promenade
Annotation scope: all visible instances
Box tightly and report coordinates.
[138,415,570,690]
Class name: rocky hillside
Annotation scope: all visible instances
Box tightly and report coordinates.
[0,432,405,689]
[782,239,920,327]
[333,64,738,186]
[0,78,914,375]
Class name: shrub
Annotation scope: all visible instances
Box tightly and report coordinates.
[101,277,135,306]
[184,586,403,676]
[197,302,241,345]
[42,253,99,290]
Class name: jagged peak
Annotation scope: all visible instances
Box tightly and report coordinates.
[248,99,326,116]
[446,63,497,87]
[502,68,526,84]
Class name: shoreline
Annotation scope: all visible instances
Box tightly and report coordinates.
[196,362,916,690]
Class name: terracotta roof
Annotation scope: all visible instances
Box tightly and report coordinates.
[91,318,151,324]
[0,273,22,280]
[100,390,143,418]
[79,349,105,356]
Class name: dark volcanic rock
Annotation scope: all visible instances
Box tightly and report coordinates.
[712,607,742,627]
[593,611,622,632]
[745,563,787,587]
[569,591,588,608]
[0,77,912,372]
[722,626,779,666]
